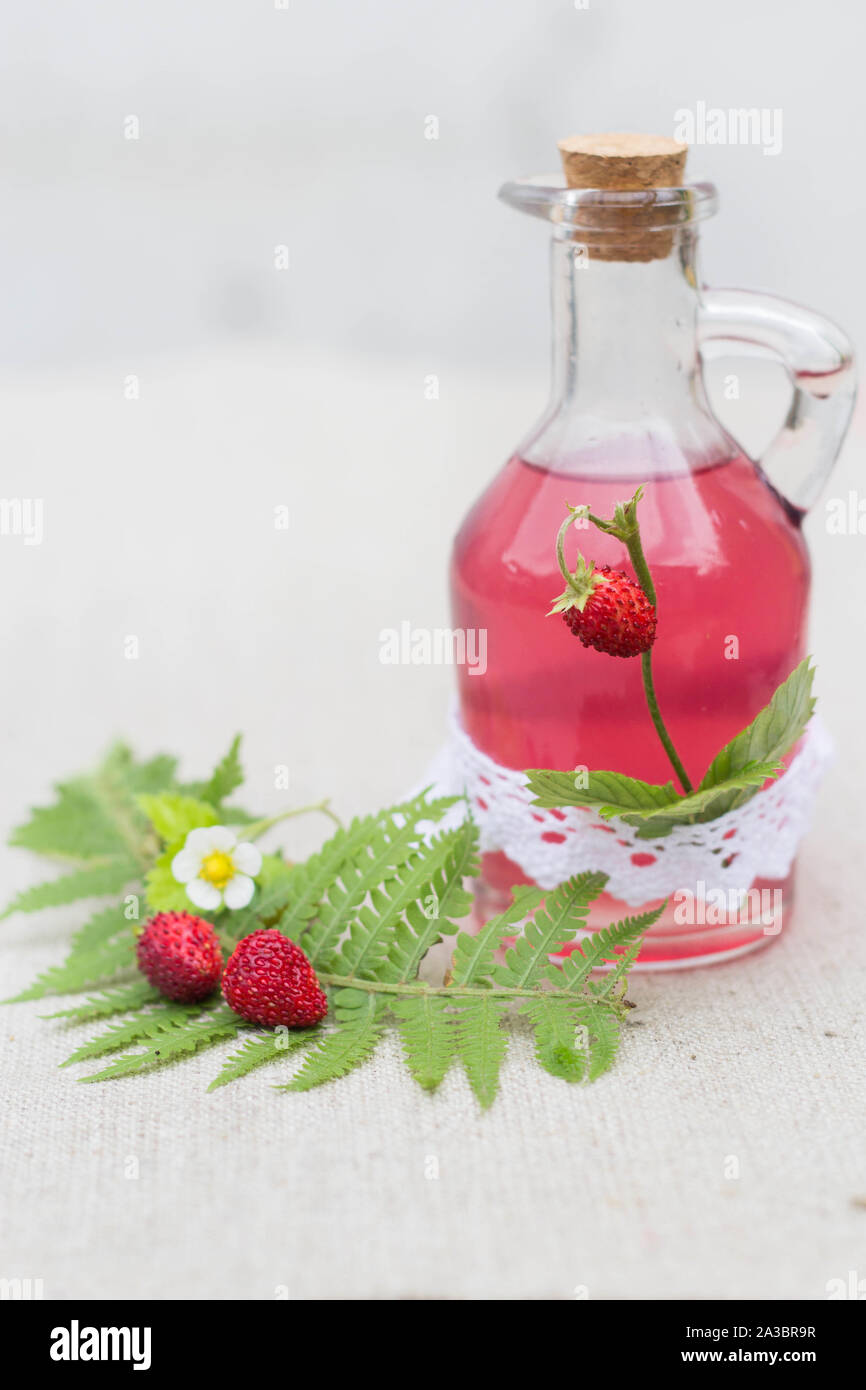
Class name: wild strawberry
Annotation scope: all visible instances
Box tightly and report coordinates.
[550,556,656,658]
[136,911,223,1002]
[222,929,328,1028]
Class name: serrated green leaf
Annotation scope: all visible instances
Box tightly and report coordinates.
[526,762,782,839]
[9,783,131,863]
[7,746,176,866]
[4,904,137,1001]
[337,823,475,983]
[208,1028,315,1090]
[384,820,479,983]
[521,996,588,1083]
[457,996,509,1108]
[42,979,160,1021]
[391,994,455,1090]
[62,1002,200,1065]
[493,871,607,990]
[281,994,383,1092]
[582,1004,622,1080]
[200,734,244,806]
[697,658,816,810]
[77,1006,240,1081]
[0,858,139,922]
[302,795,457,971]
[452,884,542,985]
[554,904,664,993]
[526,767,677,815]
[137,793,217,845]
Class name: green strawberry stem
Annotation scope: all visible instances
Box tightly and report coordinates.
[241,800,343,842]
[317,972,630,1004]
[620,522,693,796]
[565,491,694,795]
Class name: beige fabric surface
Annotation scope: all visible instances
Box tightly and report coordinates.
[0,350,864,1300]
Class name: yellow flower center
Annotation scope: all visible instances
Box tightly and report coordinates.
[199,851,235,889]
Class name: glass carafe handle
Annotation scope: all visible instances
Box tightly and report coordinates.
[698,289,857,512]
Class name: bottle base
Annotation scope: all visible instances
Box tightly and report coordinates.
[470,867,791,972]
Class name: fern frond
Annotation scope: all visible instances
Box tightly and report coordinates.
[281,992,384,1092]
[337,821,475,983]
[77,1007,241,1082]
[8,784,132,864]
[456,996,509,1108]
[302,796,456,971]
[200,734,244,806]
[207,1028,314,1090]
[494,871,607,990]
[521,996,588,1083]
[590,939,643,1002]
[451,884,542,984]
[4,904,137,1001]
[273,809,401,943]
[0,859,139,922]
[582,1003,621,1080]
[554,904,665,993]
[61,1002,201,1066]
[391,993,456,1091]
[7,746,175,866]
[384,820,479,983]
[42,979,160,1021]
[7,939,136,1003]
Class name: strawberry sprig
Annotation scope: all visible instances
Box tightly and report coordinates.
[553,486,694,793]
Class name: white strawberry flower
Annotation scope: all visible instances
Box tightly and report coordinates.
[171,826,263,911]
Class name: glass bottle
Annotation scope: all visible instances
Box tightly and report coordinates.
[450,139,855,966]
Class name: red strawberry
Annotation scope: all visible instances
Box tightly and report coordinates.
[136,911,223,1002]
[222,929,328,1028]
[555,562,656,658]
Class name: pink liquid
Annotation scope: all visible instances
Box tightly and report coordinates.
[450,450,810,965]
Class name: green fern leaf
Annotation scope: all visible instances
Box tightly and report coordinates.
[457,996,509,1108]
[554,904,664,993]
[200,734,244,806]
[384,821,479,983]
[452,884,542,984]
[208,1028,315,1090]
[7,938,136,1002]
[282,992,383,1092]
[521,996,588,1083]
[0,859,139,921]
[77,1006,241,1082]
[103,745,178,797]
[4,904,136,1001]
[7,744,175,868]
[391,993,456,1090]
[337,822,475,982]
[494,871,607,990]
[8,783,132,863]
[274,812,395,942]
[590,939,643,1002]
[302,795,457,971]
[62,1002,201,1066]
[582,1003,621,1080]
[42,979,160,1021]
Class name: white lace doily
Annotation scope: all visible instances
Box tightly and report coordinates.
[424,706,834,905]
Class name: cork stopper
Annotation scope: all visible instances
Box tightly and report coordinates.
[557,132,689,261]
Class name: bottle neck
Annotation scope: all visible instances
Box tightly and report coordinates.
[522,228,730,477]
